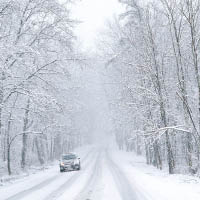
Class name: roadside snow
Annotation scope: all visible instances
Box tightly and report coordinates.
[111,149,200,200]
[0,164,55,186]
[2,146,200,200]
[0,145,93,200]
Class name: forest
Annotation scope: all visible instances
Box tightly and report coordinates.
[1,0,200,178]
[103,0,200,175]
[0,0,92,176]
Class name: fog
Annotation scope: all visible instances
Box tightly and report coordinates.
[72,0,123,49]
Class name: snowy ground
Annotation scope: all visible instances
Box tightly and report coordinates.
[110,149,200,200]
[1,145,200,200]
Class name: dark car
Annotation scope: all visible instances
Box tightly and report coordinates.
[59,153,81,172]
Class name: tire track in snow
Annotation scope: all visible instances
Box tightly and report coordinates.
[105,151,146,200]
[44,150,100,200]
[6,149,94,200]
[74,151,102,200]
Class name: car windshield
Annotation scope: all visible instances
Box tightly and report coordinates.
[62,154,76,160]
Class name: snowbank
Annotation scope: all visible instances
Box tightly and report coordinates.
[0,145,92,186]
[111,150,200,200]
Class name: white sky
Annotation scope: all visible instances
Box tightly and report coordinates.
[72,0,123,50]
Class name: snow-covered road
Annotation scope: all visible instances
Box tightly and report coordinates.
[1,146,200,200]
[0,147,139,200]
[105,151,145,200]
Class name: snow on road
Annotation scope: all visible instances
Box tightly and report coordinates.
[105,150,145,200]
[1,146,200,200]
[0,146,93,200]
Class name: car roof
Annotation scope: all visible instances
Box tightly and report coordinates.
[62,153,76,156]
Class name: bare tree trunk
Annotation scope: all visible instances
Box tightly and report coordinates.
[6,95,18,175]
[0,72,4,162]
[34,137,45,165]
[50,134,54,161]
[7,115,12,175]
[21,98,30,169]
[7,144,11,175]
[153,140,162,170]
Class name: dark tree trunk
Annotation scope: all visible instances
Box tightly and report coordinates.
[7,139,11,175]
[34,137,45,165]
[21,98,30,169]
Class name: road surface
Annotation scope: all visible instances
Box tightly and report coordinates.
[0,147,147,200]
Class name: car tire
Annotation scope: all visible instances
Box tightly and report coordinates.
[60,169,64,173]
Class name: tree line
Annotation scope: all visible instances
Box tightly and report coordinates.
[0,0,88,175]
[102,0,200,175]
